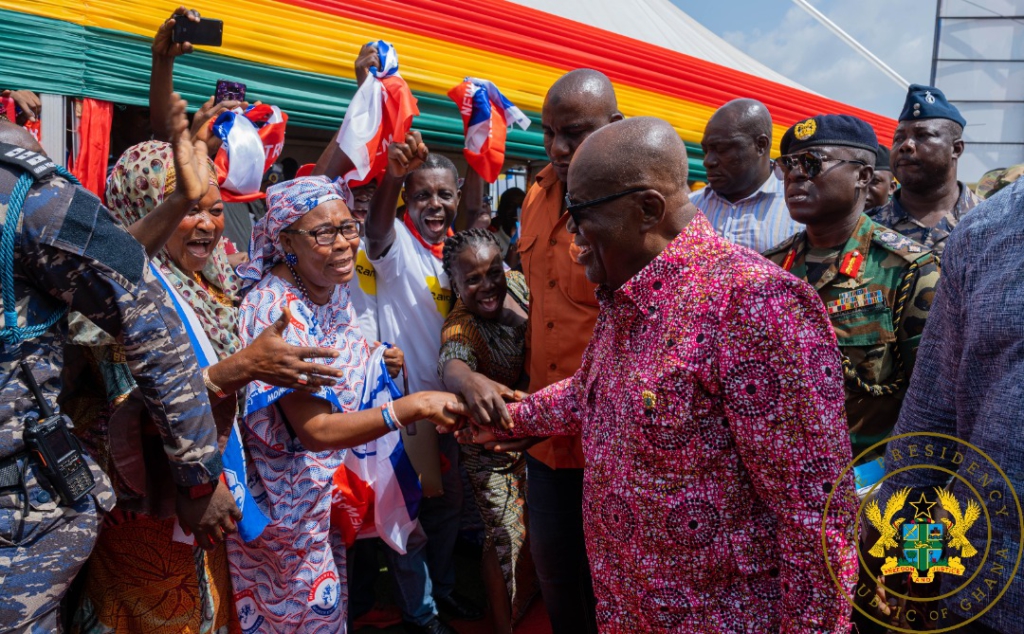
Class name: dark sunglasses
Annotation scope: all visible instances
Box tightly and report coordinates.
[282,220,362,246]
[564,187,647,225]
[773,152,868,180]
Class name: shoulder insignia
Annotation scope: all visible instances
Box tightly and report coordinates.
[839,250,864,278]
[871,228,932,263]
[0,142,57,180]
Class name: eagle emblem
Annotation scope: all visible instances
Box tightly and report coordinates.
[866,487,979,583]
[794,118,817,141]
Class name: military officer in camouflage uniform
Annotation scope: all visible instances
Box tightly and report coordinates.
[0,121,240,632]
[868,84,981,259]
[764,115,940,461]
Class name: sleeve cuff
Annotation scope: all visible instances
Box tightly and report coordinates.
[169,452,224,487]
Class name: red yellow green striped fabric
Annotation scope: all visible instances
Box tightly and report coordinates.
[0,0,897,178]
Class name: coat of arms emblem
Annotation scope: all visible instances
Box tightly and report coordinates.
[865,487,981,583]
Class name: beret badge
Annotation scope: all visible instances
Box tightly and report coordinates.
[794,118,817,141]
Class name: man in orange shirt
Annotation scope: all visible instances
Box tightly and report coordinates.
[466,69,621,633]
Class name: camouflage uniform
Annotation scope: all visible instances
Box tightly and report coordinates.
[0,146,221,632]
[764,214,940,457]
[867,182,981,259]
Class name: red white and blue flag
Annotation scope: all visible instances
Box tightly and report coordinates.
[337,40,420,187]
[212,104,288,202]
[150,263,270,543]
[331,344,422,553]
[448,77,530,183]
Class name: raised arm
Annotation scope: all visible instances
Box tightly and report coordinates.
[150,6,198,141]
[364,130,427,260]
[127,94,209,257]
[312,42,378,180]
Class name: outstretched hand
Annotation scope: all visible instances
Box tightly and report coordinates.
[454,423,543,453]
[246,305,345,391]
[168,93,210,205]
[457,373,525,431]
[153,6,199,59]
[387,131,428,178]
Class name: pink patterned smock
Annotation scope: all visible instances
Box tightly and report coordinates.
[506,214,858,633]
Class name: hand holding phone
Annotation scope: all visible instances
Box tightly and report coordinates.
[215,80,246,104]
[173,16,223,47]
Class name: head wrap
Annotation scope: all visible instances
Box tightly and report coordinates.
[898,84,966,127]
[238,175,346,282]
[780,114,878,156]
[105,140,243,358]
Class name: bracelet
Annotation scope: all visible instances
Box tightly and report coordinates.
[387,401,404,430]
[381,403,398,432]
[202,368,228,399]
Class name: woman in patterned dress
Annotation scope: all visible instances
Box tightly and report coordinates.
[227,176,467,633]
[70,99,343,634]
[438,229,536,634]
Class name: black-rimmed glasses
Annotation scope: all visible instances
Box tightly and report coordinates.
[565,187,647,225]
[282,220,362,246]
[773,152,868,180]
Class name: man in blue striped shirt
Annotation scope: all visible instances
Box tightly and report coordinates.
[689,99,802,253]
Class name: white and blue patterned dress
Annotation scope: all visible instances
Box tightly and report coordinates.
[227,273,369,633]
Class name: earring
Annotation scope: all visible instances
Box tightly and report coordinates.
[285,253,298,265]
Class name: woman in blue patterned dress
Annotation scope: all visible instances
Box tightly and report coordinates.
[226,176,466,633]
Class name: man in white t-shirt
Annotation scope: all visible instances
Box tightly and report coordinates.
[363,131,482,633]
[345,180,381,340]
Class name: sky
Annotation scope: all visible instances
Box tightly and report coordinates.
[674,0,938,117]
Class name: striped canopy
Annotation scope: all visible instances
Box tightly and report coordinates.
[0,0,897,180]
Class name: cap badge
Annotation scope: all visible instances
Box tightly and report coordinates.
[794,118,817,141]
[924,90,936,104]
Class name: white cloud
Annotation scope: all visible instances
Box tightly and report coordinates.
[718,0,934,116]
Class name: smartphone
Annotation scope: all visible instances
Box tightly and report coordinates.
[172,17,223,47]
[215,80,247,104]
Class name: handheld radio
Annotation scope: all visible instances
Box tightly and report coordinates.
[19,362,95,504]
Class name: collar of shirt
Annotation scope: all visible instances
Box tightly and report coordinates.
[534,163,561,192]
[596,213,717,310]
[889,181,976,226]
[784,214,874,290]
[694,171,781,207]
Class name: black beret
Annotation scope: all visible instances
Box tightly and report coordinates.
[875,145,891,172]
[898,84,966,127]
[780,114,879,156]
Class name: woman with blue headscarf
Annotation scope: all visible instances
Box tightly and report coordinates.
[227,176,467,632]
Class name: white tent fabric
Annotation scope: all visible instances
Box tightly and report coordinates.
[508,0,810,91]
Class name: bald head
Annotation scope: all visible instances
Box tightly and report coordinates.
[708,98,773,139]
[565,117,695,289]
[0,121,44,155]
[701,98,773,201]
[541,69,623,182]
[546,69,619,112]
[570,117,689,199]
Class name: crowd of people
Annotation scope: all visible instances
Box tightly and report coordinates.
[1,6,1022,634]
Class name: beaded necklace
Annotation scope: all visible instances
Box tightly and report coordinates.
[284,261,323,334]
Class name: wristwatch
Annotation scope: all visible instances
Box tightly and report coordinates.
[177,479,217,499]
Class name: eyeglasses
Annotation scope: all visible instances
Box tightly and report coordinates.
[282,220,362,245]
[773,152,868,180]
[564,187,647,225]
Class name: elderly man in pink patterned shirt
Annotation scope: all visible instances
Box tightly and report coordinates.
[468,117,859,632]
